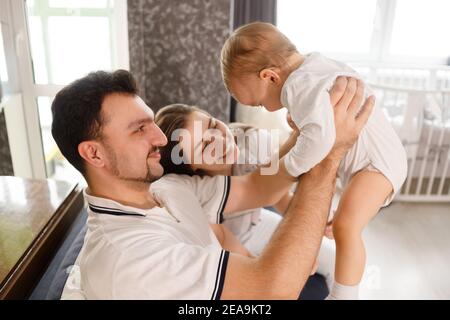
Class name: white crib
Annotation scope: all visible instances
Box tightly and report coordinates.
[352,64,450,202]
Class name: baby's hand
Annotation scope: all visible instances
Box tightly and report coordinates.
[286,111,298,132]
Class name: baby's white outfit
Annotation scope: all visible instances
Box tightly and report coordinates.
[282,52,407,204]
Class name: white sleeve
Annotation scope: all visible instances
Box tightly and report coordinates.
[154,174,230,224]
[191,175,230,224]
[284,90,336,177]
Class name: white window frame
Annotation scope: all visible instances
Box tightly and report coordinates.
[278,0,450,66]
[377,0,449,66]
[1,0,45,178]
[1,0,129,179]
[29,0,130,97]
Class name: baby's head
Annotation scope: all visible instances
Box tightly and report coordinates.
[221,22,299,111]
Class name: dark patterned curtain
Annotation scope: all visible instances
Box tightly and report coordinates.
[0,74,3,103]
[233,0,277,29]
[229,0,277,121]
[127,0,231,122]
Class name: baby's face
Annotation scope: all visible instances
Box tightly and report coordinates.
[228,75,283,112]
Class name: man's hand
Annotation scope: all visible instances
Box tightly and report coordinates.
[329,77,375,158]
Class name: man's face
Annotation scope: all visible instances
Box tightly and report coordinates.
[98,93,168,184]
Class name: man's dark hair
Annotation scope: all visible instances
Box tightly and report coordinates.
[51,70,138,175]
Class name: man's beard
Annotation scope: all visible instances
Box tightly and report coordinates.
[105,144,162,184]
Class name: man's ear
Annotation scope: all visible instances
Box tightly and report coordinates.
[259,68,281,84]
[78,141,105,168]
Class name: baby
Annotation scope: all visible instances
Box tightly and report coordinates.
[220,22,407,300]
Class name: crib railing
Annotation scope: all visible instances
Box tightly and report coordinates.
[351,63,450,91]
[348,63,450,202]
[370,85,450,202]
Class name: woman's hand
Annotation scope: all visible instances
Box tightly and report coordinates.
[286,111,299,133]
[324,220,334,239]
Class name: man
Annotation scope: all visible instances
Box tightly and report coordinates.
[52,70,373,299]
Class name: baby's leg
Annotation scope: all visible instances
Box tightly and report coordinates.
[330,170,392,299]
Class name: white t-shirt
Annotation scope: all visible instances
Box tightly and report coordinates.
[282,52,407,199]
[62,174,231,300]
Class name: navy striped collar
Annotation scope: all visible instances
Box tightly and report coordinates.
[84,188,148,217]
[88,203,145,217]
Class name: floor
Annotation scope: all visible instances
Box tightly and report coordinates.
[360,201,450,299]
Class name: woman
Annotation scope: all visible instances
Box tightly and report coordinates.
[155,103,299,257]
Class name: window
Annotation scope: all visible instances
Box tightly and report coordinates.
[48,0,109,9]
[0,24,8,83]
[22,0,128,182]
[389,0,450,60]
[277,0,377,57]
[26,0,119,85]
[277,0,450,65]
[36,96,85,182]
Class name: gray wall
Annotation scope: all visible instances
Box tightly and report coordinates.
[128,0,231,121]
[0,109,13,175]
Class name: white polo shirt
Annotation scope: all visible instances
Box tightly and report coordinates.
[69,174,231,299]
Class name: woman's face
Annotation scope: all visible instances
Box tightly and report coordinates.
[180,111,239,175]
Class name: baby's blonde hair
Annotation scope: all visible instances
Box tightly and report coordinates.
[220,22,298,89]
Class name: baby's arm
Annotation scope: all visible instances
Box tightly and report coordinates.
[283,91,337,178]
[273,191,293,215]
[278,115,300,159]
